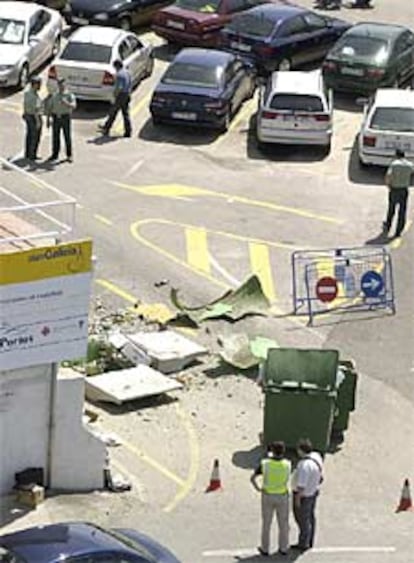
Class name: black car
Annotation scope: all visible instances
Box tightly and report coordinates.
[220,4,350,73]
[64,0,173,30]
[17,0,67,10]
[150,47,256,130]
[322,23,414,94]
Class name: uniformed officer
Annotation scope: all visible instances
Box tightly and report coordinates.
[45,78,77,163]
[98,59,132,138]
[252,441,291,556]
[383,149,414,238]
[22,76,43,161]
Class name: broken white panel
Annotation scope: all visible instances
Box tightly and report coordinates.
[108,332,129,350]
[126,330,208,373]
[85,365,182,405]
[108,332,151,366]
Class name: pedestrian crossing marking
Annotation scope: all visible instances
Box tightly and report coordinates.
[249,242,276,302]
[185,227,210,274]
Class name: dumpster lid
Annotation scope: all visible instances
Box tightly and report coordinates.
[263,348,339,390]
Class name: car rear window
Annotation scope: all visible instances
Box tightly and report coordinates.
[331,35,389,60]
[370,107,414,132]
[162,62,220,88]
[175,0,220,13]
[60,42,112,63]
[227,13,275,38]
[0,18,25,44]
[269,94,324,112]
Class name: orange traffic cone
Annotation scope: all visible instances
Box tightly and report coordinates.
[205,459,222,492]
[396,479,413,512]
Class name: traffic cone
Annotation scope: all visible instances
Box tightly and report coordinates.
[396,479,413,512]
[205,459,222,492]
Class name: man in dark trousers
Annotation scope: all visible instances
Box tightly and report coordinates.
[22,76,43,161]
[98,60,132,137]
[45,78,77,163]
[383,149,414,238]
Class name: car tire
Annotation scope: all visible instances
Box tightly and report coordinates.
[18,64,29,89]
[256,138,266,152]
[52,35,61,58]
[276,58,291,71]
[323,142,331,157]
[221,111,231,133]
[119,16,132,31]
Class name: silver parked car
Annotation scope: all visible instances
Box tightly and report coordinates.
[0,1,63,89]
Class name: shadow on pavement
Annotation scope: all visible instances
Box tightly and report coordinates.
[139,117,219,146]
[235,549,302,561]
[232,444,264,470]
[365,230,395,245]
[347,137,386,185]
[87,135,123,145]
[74,101,109,120]
[333,92,364,113]
[152,43,179,63]
[86,393,177,416]
[0,495,31,529]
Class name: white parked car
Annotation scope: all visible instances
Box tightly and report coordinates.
[47,26,154,102]
[358,89,414,167]
[0,1,62,88]
[256,70,333,151]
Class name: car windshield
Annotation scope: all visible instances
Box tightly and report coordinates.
[175,0,220,13]
[0,18,25,45]
[270,94,324,112]
[370,107,414,132]
[162,62,220,88]
[60,42,112,63]
[227,13,275,38]
[331,34,389,62]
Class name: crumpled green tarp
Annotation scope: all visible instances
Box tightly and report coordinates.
[218,333,278,370]
[170,275,271,326]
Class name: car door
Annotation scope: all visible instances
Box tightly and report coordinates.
[393,31,414,85]
[124,35,147,82]
[223,61,241,112]
[302,12,335,62]
[27,11,46,71]
[275,15,312,68]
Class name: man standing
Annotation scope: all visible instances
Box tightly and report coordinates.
[292,439,324,552]
[22,76,43,162]
[98,60,132,138]
[252,441,291,557]
[383,149,414,238]
[46,78,77,163]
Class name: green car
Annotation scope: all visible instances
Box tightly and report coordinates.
[322,22,414,95]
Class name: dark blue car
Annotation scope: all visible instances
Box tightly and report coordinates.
[0,522,181,563]
[220,4,351,73]
[150,48,256,131]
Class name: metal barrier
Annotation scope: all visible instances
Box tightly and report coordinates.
[292,247,395,325]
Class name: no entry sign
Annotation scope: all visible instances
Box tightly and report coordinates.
[316,276,338,303]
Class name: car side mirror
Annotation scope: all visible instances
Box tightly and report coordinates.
[29,36,40,45]
[356,97,369,107]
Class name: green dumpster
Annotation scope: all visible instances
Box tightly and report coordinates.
[262,348,339,453]
[332,359,358,437]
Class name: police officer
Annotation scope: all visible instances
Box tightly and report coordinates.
[22,76,43,161]
[45,78,77,163]
[252,441,291,556]
[383,149,414,238]
[98,60,132,138]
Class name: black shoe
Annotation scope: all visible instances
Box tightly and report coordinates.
[67,156,73,163]
[278,550,288,556]
[47,155,58,161]
[291,544,309,552]
[124,132,131,138]
[257,547,269,556]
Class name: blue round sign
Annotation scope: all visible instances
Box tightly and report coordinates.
[361,270,384,298]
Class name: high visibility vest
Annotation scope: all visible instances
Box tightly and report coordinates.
[262,458,290,494]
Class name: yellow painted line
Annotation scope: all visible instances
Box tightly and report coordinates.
[249,242,276,302]
[96,278,138,304]
[93,213,113,226]
[113,181,342,225]
[0,105,20,115]
[114,92,151,135]
[185,227,210,273]
[122,437,186,487]
[163,403,200,513]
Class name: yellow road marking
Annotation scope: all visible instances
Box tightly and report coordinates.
[185,227,210,273]
[163,403,200,512]
[96,277,138,304]
[113,181,342,224]
[0,104,20,115]
[249,242,276,303]
[93,213,113,226]
[114,92,151,135]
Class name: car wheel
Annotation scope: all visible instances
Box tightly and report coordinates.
[119,16,131,31]
[256,138,266,152]
[221,111,231,133]
[277,58,291,71]
[18,64,29,89]
[52,35,61,58]
[323,142,331,157]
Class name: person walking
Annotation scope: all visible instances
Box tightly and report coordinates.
[251,441,291,557]
[45,78,77,163]
[292,439,324,552]
[383,149,414,238]
[22,76,43,162]
[98,60,132,137]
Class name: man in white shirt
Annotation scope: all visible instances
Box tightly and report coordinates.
[291,439,324,552]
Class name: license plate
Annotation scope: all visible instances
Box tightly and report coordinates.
[167,19,185,29]
[385,141,411,150]
[68,75,89,82]
[171,111,197,120]
[230,41,251,52]
[72,16,89,24]
[341,66,363,76]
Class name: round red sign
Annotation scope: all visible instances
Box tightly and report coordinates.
[316,276,338,303]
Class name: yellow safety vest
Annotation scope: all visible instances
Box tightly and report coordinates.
[262,458,290,495]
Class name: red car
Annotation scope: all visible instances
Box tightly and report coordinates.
[152,0,274,47]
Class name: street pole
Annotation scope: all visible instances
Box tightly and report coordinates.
[46,362,58,488]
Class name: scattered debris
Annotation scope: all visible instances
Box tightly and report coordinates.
[218,334,278,370]
[90,430,122,447]
[154,279,169,288]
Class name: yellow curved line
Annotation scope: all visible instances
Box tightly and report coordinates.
[163,404,200,513]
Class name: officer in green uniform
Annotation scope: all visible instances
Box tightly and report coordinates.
[383,149,414,238]
[45,78,76,163]
[252,441,291,556]
[22,76,43,161]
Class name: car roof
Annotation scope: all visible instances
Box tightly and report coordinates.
[241,4,306,22]
[69,25,125,45]
[174,47,233,67]
[0,1,43,20]
[346,22,408,40]
[0,522,136,562]
[270,70,324,95]
[374,88,414,108]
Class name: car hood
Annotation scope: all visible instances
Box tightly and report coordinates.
[328,17,352,31]
[155,81,221,97]
[0,44,26,66]
[158,5,220,23]
[115,529,181,562]
[70,0,127,12]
